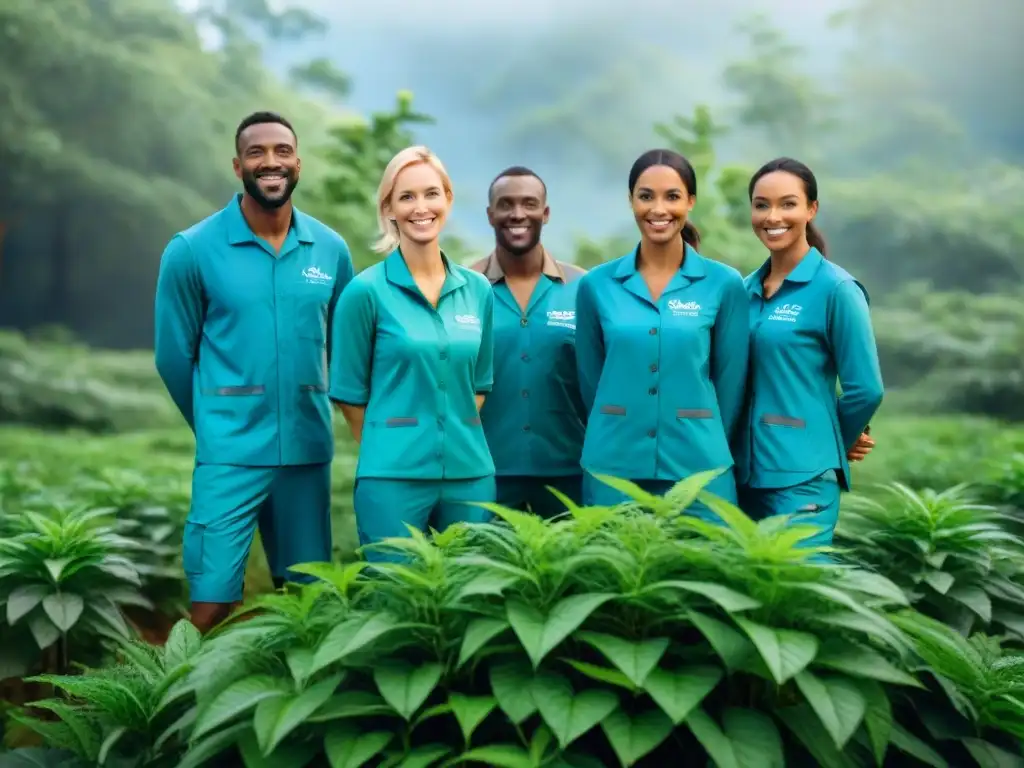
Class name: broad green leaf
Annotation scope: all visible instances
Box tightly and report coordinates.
[323,724,393,768]
[601,707,673,766]
[6,584,48,625]
[446,745,533,767]
[814,640,922,687]
[734,617,818,684]
[457,618,508,669]
[43,558,72,583]
[642,581,761,612]
[238,730,318,768]
[643,665,722,725]
[532,672,620,749]
[307,691,393,723]
[688,611,754,670]
[384,744,451,767]
[489,661,537,724]
[685,707,740,768]
[947,585,992,623]
[163,620,202,669]
[448,693,497,743]
[42,593,84,633]
[722,708,784,768]
[888,723,948,767]
[454,572,518,602]
[835,570,910,606]
[794,670,867,750]
[576,632,669,687]
[28,613,59,650]
[924,571,955,595]
[506,593,614,668]
[285,648,317,687]
[255,673,343,755]
[777,704,860,768]
[854,679,893,766]
[311,614,418,674]
[564,660,635,691]
[192,675,292,740]
[177,721,252,768]
[374,661,443,721]
[961,738,1024,768]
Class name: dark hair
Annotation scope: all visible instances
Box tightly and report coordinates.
[627,149,701,249]
[488,165,547,202]
[234,111,297,155]
[748,157,827,257]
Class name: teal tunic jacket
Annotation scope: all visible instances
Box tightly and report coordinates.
[575,244,750,481]
[736,248,884,491]
[470,250,587,477]
[329,249,495,481]
[154,195,354,466]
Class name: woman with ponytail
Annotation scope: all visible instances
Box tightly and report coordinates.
[735,157,883,552]
[574,149,750,512]
[329,146,496,560]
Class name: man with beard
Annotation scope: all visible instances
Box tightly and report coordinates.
[470,167,587,516]
[154,111,354,632]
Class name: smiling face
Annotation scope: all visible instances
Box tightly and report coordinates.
[750,170,818,253]
[487,174,548,256]
[384,162,450,247]
[233,122,300,210]
[630,165,695,246]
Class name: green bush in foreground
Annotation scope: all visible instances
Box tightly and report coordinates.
[9,473,1024,767]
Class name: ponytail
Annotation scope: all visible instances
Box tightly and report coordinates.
[682,220,701,249]
[807,221,828,258]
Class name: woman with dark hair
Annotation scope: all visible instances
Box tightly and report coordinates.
[574,149,750,510]
[736,157,883,550]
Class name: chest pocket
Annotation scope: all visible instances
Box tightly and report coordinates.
[289,280,332,341]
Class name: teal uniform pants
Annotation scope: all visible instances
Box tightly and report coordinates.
[184,462,332,603]
[354,476,496,562]
[739,470,842,550]
[495,475,583,518]
[582,469,737,521]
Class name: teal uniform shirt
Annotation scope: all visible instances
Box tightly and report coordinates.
[469,250,587,477]
[329,249,495,481]
[575,244,750,482]
[736,247,884,492]
[154,194,354,466]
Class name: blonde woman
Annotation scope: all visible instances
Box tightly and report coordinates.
[329,146,496,559]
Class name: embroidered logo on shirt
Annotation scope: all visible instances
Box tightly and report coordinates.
[768,303,802,323]
[302,266,333,285]
[668,299,700,317]
[546,309,576,329]
[455,314,481,325]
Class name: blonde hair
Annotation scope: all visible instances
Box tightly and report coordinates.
[373,145,454,254]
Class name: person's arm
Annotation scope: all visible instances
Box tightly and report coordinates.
[473,287,495,410]
[154,235,203,432]
[326,238,356,368]
[574,275,604,416]
[828,280,884,451]
[711,274,751,442]
[329,279,375,444]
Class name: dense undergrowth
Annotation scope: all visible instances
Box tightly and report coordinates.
[0,469,1022,766]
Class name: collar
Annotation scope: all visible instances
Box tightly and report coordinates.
[225,193,313,245]
[384,247,467,293]
[750,247,825,296]
[478,248,564,284]
[613,242,707,281]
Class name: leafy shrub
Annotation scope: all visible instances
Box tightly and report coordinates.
[16,473,1024,766]
[0,501,153,679]
[836,484,1024,643]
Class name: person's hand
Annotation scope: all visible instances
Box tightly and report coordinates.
[847,432,875,462]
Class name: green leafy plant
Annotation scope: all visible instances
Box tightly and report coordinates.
[11,620,203,768]
[836,483,1024,643]
[0,501,152,677]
